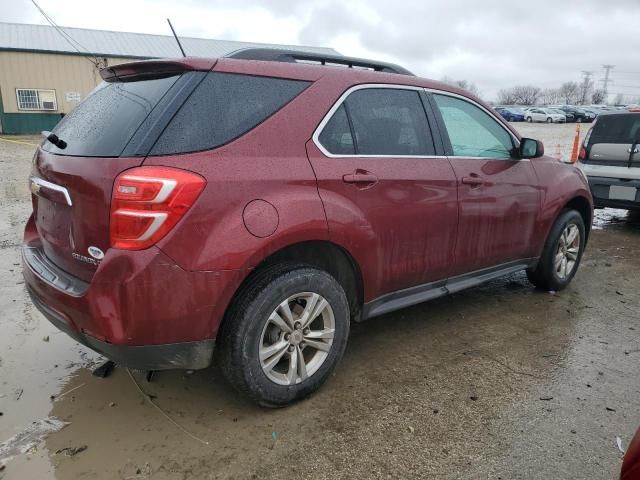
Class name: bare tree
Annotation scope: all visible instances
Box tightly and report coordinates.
[497,88,517,105]
[440,77,481,97]
[540,88,560,105]
[510,85,541,105]
[558,81,580,105]
[591,89,606,105]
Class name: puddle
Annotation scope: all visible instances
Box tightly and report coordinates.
[593,208,640,231]
[0,417,67,467]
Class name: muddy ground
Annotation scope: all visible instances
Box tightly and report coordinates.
[0,125,638,480]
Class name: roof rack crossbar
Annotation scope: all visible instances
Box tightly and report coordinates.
[225,48,414,76]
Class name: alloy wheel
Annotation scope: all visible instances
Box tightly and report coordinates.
[259,292,335,385]
[554,223,580,280]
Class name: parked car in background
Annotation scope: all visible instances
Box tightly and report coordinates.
[555,105,593,123]
[577,111,640,211]
[550,108,574,122]
[495,106,525,122]
[582,108,600,119]
[525,108,566,123]
[22,51,593,406]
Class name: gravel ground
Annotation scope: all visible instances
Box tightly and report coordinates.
[0,126,638,480]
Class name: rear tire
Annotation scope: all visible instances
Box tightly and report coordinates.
[546,117,552,123]
[527,209,586,291]
[218,264,350,407]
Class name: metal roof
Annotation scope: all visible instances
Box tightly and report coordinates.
[0,22,339,59]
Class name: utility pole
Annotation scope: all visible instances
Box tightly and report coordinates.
[600,65,615,103]
[580,70,594,105]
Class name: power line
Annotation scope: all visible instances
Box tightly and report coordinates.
[30,0,101,67]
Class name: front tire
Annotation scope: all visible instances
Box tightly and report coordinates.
[527,209,586,291]
[526,117,533,123]
[546,117,553,123]
[218,264,350,407]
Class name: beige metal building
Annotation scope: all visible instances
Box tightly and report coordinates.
[0,22,338,134]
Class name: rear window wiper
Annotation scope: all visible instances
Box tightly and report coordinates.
[41,131,67,150]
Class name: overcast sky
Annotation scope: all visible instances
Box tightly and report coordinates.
[2,0,640,100]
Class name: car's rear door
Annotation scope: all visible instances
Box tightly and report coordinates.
[306,86,459,301]
[428,91,540,276]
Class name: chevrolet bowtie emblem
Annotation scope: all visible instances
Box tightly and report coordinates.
[30,180,40,194]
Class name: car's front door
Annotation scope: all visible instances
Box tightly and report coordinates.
[306,86,459,301]
[429,92,541,276]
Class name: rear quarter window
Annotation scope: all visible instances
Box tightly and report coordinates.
[150,73,310,155]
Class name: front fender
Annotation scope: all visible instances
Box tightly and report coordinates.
[531,157,593,255]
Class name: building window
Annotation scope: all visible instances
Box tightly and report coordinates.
[16,89,57,111]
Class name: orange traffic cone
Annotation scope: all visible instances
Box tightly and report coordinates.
[570,124,581,163]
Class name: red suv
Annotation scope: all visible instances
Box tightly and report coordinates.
[23,49,593,406]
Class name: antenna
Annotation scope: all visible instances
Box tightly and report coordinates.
[167,18,187,58]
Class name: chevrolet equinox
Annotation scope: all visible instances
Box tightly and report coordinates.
[23,49,593,406]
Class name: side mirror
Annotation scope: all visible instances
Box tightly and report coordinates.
[519,137,544,159]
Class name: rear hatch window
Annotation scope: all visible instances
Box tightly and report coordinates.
[587,114,640,166]
[591,114,640,145]
[42,75,180,157]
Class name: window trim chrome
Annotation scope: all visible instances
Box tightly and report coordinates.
[312,83,520,159]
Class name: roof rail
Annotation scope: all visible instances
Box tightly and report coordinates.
[225,48,414,76]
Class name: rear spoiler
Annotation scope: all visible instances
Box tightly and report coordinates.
[100,58,216,82]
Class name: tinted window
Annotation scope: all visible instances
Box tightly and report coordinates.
[318,104,355,154]
[590,114,640,145]
[344,89,435,156]
[152,72,310,155]
[42,75,179,157]
[434,94,514,158]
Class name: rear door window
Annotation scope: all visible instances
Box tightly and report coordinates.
[433,94,514,158]
[344,88,435,156]
[42,75,180,157]
[151,73,310,155]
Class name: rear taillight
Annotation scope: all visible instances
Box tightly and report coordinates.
[110,167,205,250]
[578,146,586,160]
[579,126,594,161]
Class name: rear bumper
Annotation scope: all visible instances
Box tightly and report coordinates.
[22,217,246,370]
[27,286,214,370]
[587,175,640,210]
